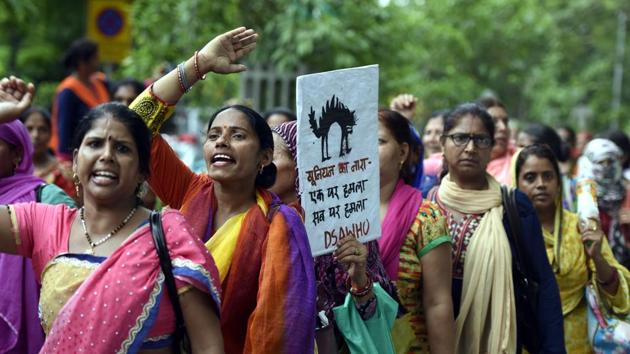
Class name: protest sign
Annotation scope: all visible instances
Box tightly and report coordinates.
[296,65,380,256]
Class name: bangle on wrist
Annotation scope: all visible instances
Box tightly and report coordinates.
[194,51,207,80]
[597,269,618,287]
[347,272,372,298]
[148,84,177,106]
[177,62,192,93]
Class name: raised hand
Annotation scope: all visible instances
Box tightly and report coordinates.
[197,27,258,75]
[581,225,604,260]
[0,76,35,123]
[334,236,369,288]
[390,93,418,120]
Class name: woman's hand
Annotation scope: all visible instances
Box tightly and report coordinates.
[0,76,35,123]
[334,236,368,288]
[582,226,605,261]
[619,209,630,225]
[197,27,258,75]
[389,93,417,120]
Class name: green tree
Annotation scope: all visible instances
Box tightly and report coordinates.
[0,0,87,108]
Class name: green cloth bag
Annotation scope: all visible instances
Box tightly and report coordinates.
[333,283,398,354]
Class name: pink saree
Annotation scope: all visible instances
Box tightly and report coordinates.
[12,204,221,353]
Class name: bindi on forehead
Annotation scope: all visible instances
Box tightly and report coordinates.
[86,118,133,142]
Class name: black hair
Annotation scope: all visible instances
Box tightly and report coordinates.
[20,107,52,129]
[72,102,151,178]
[429,109,450,120]
[263,107,297,123]
[600,130,630,169]
[556,125,576,147]
[515,144,562,186]
[112,78,145,97]
[477,96,506,110]
[521,123,570,162]
[424,109,449,131]
[439,103,495,180]
[515,143,565,272]
[208,105,277,188]
[443,103,496,141]
[62,38,98,71]
[378,109,421,185]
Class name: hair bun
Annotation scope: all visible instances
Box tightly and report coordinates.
[256,162,277,189]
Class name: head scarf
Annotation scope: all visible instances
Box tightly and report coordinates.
[0,121,44,203]
[0,121,45,353]
[272,121,299,195]
[582,138,625,215]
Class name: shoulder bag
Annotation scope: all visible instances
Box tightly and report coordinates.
[150,211,192,354]
[501,186,541,353]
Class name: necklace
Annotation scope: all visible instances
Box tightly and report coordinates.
[80,206,137,255]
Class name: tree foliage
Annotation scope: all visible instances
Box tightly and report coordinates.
[0,0,628,131]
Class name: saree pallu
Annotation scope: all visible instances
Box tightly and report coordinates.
[180,181,316,354]
[0,121,46,354]
[135,92,316,354]
[12,205,221,354]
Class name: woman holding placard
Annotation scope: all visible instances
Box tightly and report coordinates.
[430,103,565,353]
[128,27,316,354]
[270,120,401,353]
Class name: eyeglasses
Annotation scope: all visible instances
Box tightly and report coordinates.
[442,133,493,149]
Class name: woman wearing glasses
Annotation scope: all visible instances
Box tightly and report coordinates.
[429,103,565,353]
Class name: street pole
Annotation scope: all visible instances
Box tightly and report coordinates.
[612,11,626,129]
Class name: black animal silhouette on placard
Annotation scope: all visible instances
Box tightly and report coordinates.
[308,95,357,162]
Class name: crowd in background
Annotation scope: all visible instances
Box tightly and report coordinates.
[0,26,628,354]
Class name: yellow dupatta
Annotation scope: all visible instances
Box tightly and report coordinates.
[439,174,517,354]
[541,209,589,315]
[510,148,588,315]
[206,192,268,281]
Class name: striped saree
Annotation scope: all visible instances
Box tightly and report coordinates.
[147,133,316,354]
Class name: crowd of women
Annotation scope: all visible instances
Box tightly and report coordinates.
[0,26,628,354]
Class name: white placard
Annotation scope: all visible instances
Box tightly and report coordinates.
[296,65,380,257]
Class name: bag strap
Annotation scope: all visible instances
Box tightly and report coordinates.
[35,184,45,203]
[501,186,530,278]
[149,211,188,354]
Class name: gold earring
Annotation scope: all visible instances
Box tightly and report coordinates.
[73,173,81,196]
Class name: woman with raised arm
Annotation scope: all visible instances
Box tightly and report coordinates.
[514,144,630,353]
[0,76,223,354]
[430,103,565,353]
[0,106,75,354]
[129,27,316,354]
